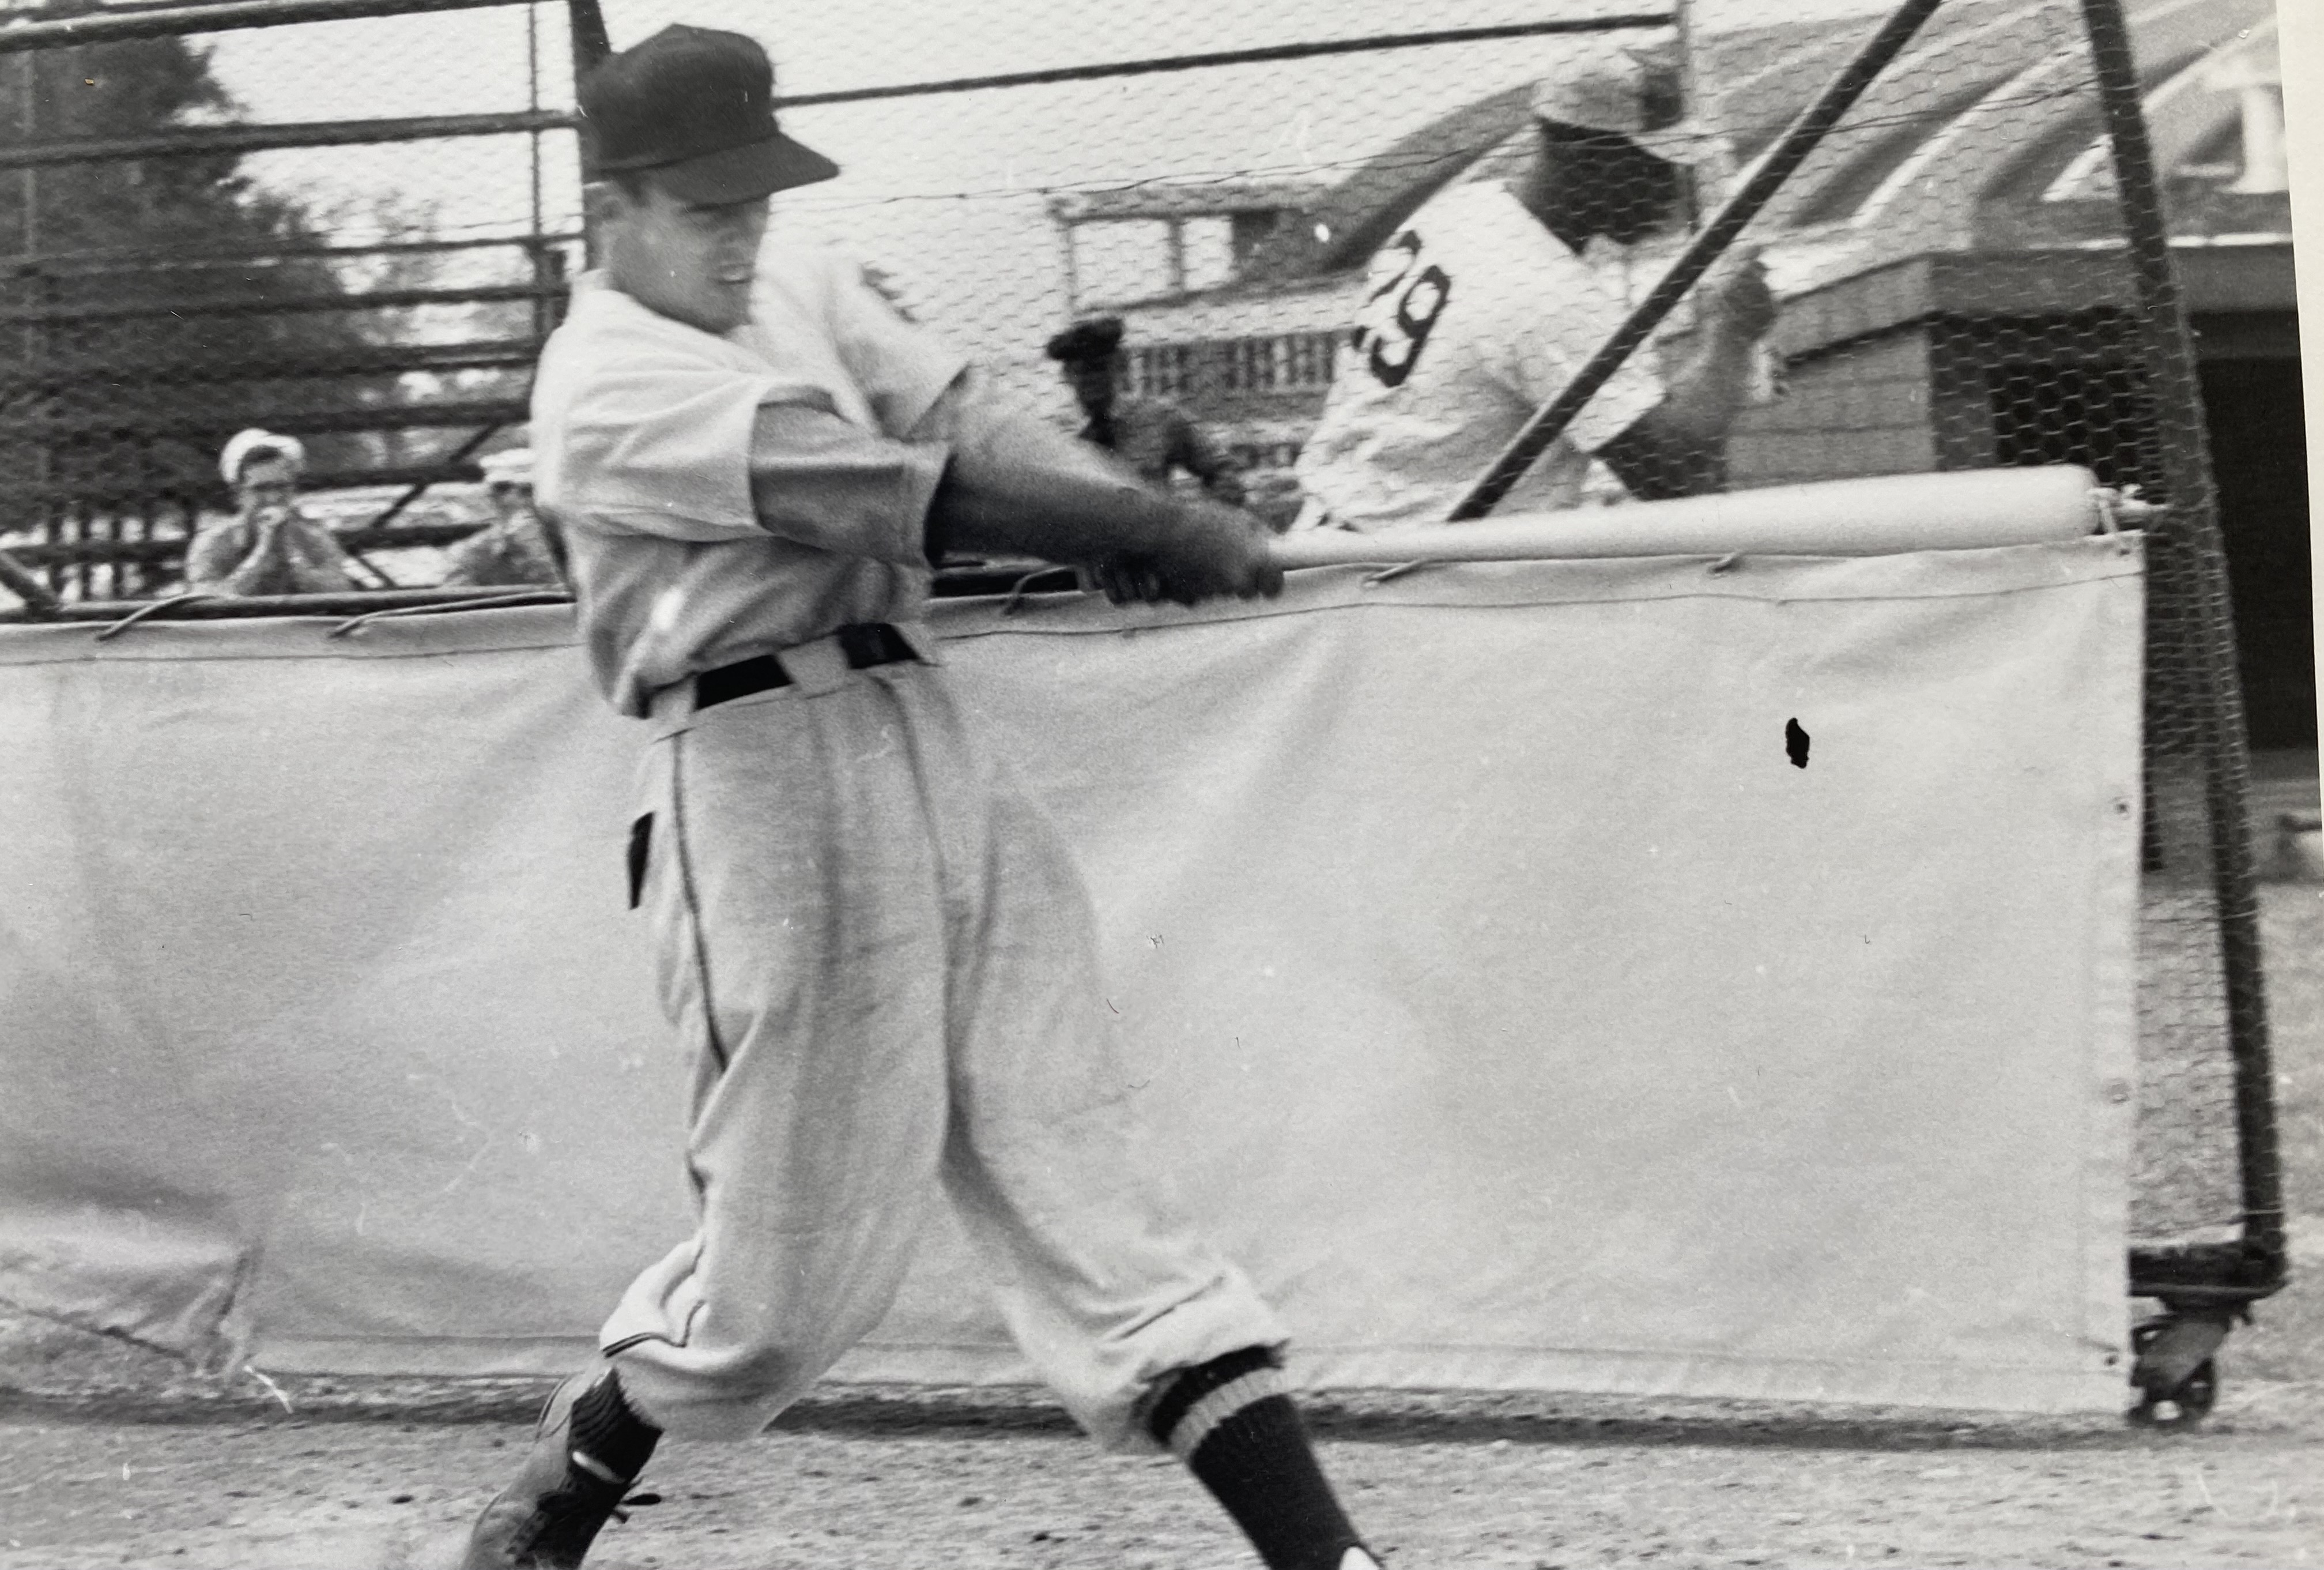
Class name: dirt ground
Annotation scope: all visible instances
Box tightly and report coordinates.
[4,887,2321,1570]
[1,1383,2321,1570]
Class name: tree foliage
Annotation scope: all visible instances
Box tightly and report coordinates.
[1,14,389,537]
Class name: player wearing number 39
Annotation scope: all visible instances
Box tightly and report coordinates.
[1293,35,1778,530]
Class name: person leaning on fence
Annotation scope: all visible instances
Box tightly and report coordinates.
[1046,315,1249,508]
[184,430,363,597]
[1291,35,1778,532]
[440,449,570,589]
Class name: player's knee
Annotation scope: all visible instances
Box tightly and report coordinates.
[696,1339,823,1409]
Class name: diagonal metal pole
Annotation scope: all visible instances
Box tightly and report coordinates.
[0,545,62,616]
[360,422,507,535]
[1446,0,1948,521]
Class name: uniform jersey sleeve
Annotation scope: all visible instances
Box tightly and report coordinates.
[540,277,962,562]
[746,402,950,565]
[827,256,969,439]
[1488,212,1664,457]
[542,334,798,544]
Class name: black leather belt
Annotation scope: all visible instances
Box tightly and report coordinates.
[693,623,919,711]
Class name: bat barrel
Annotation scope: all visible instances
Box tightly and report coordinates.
[1270,466,2107,569]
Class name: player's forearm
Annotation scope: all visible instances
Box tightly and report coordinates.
[216,555,282,596]
[188,529,280,596]
[1186,442,1247,507]
[913,387,1182,566]
[1652,326,1759,442]
[1599,391,1734,501]
[744,391,1175,568]
[927,443,1180,566]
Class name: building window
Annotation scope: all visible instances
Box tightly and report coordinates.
[1222,337,1277,393]
[1284,332,1337,387]
[1126,344,1195,398]
[1231,210,1283,268]
[1064,206,1301,310]
[1124,333,1338,401]
[1181,217,1236,293]
[1069,220,1176,310]
[1216,332,1338,393]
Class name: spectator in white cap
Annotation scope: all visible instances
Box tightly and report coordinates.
[1292,32,1777,530]
[441,446,569,588]
[184,427,363,596]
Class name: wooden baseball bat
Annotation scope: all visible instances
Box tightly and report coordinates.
[1270,466,2106,568]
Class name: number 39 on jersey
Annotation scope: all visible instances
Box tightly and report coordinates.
[1350,229,1452,390]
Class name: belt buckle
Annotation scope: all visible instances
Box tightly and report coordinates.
[836,623,881,669]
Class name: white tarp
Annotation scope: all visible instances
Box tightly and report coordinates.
[0,539,2144,1413]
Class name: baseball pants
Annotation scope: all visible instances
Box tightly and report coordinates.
[601,627,1284,1447]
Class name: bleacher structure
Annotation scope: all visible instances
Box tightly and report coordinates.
[0,0,2295,1421]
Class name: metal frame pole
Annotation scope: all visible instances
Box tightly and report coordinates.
[2079,0,2286,1297]
[0,0,529,54]
[566,0,609,266]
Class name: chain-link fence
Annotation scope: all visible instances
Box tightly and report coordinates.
[0,0,2295,1322]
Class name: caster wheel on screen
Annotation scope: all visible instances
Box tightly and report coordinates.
[2128,1319,2220,1427]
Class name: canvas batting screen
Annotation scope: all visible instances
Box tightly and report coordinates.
[0,0,2295,1406]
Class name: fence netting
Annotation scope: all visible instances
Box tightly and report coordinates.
[0,0,2288,1293]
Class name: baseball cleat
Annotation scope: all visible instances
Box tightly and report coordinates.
[458,1364,659,1569]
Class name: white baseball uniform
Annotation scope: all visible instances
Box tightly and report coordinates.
[1293,180,1665,530]
[530,251,1282,1447]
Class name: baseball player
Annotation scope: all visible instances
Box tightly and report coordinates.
[1292,35,1777,531]
[1046,314,1249,505]
[184,428,362,596]
[456,25,1383,1570]
[440,449,568,588]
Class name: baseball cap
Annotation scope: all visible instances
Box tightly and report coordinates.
[1045,316,1126,364]
[1530,35,1719,167]
[218,428,305,484]
[578,24,838,204]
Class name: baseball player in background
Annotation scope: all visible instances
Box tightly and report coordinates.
[440,449,569,588]
[1293,35,1778,530]
[1046,314,1249,505]
[456,25,1384,1570]
[184,428,363,597]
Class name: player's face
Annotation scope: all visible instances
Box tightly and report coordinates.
[1064,357,1116,413]
[237,457,298,514]
[600,178,771,336]
[491,481,534,522]
[1524,126,1682,249]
